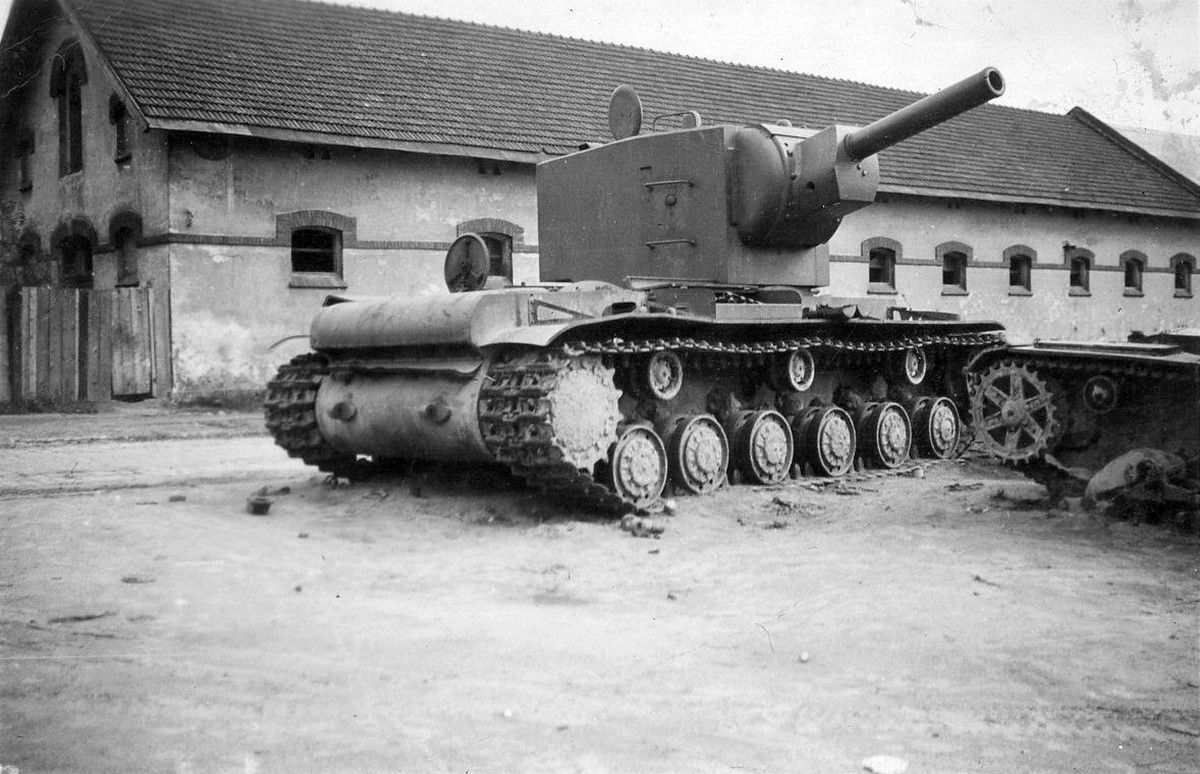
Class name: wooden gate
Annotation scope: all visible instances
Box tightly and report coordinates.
[11,286,156,402]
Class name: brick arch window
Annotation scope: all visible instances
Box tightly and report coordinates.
[49,40,87,176]
[861,237,900,293]
[936,241,972,295]
[108,210,143,287]
[276,211,355,288]
[13,128,34,192]
[1064,245,1093,296]
[108,94,131,163]
[1003,244,1035,295]
[457,218,525,281]
[1172,253,1195,298]
[15,228,48,286]
[1119,250,1147,297]
[51,217,98,289]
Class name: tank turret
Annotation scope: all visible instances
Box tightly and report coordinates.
[538,68,1004,288]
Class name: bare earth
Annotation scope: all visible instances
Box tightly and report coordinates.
[1,415,1198,773]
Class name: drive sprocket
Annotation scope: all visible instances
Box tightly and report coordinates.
[970,360,1060,463]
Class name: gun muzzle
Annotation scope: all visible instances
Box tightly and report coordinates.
[843,67,1005,162]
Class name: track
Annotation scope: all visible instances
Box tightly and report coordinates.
[478,330,1002,512]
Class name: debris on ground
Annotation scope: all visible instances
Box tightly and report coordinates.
[47,611,116,624]
[798,651,811,663]
[946,482,984,492]
[661,498,678,516]
[763,519,788,530]
[257,485,291,497]
[620,514,664,538]
[246,496,272,515]
[862,754,909,774]
[167,494,187,502]
[972,574,1001,588]
[120,575,155,584]
[771,495,799,510]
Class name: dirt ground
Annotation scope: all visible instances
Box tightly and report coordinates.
[1,418,1198,773]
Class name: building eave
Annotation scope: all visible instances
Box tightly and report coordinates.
[878,183,1200,221]
[146,118,556,164]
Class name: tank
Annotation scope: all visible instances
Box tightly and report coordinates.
[965,333,1200,509]
[266,68,1009,511]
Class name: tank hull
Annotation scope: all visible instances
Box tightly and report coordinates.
[966,339,1200,505]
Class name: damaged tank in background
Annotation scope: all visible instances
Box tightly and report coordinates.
[966,331,1200,513]
[266,67,1009,511]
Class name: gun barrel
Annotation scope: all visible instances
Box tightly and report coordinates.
[843,67,1005,162]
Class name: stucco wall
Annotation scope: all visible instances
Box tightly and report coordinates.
[826,195,1198,342]
[165,138,540,397]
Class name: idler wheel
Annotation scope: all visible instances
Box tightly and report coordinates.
[606,424,668,507]
[909,396,961,459]
[769,349,816,393]
[856,402,912,469]
[726,410,794,485]
[896,347,929,386]
[793,406,856,477]
[638,350,684,401]
[665,414,729,494]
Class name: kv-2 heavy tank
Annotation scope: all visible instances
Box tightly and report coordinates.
[267,67,1008,511]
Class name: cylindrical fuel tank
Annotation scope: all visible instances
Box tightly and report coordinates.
[313,365,493,462]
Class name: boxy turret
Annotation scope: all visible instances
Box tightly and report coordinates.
[537,68,1004,288]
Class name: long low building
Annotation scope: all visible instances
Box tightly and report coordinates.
[0,0,1197,402]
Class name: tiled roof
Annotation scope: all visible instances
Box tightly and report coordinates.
[57,0,1200,216]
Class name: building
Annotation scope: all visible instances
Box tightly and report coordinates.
[0,0,1197,403]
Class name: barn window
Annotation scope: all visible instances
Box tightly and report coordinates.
[50,41,87,176]
[936,242,971,296]
[941,252,967,293]
[1007,254,1032,294]
[14,130,34,192]
[109,95,131,163]
[291,227,341,274]
[862,237,899,293]
[59,235,93,289]
[1068,255,1091,295]
[479,232,512,281]
[114,228,138,286]
[1119,251,1145,297]
[1173,253,1195,297]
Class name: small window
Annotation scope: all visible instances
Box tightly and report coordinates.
[941,251,968,294]
[1069,255,1090,294]
[114,227,138,286]
[109,95,131,163]
[51,42,87,176]
[868,247,896,291]
[1008,254,1032,294]
[480,232,512,281]
[14,132,34,192]
[1173,253,1195,297]
[59,235,93,289]
[1120,252,1145,296]
[291,227,341,274]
